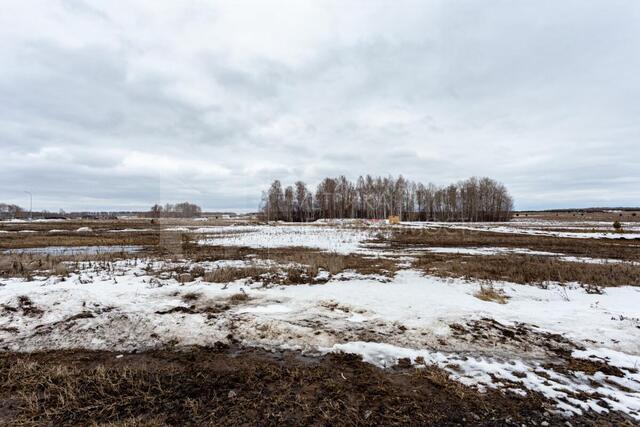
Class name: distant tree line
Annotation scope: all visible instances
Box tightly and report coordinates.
[149,202,202,218]
[260,176,514,222]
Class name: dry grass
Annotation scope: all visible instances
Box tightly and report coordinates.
[201,265,272,283]
[516,210,640,223]
[183,244,398,284]
[181,292,202,303]
[229,292,249,302]
[414,253,640,287]
[0,348,614,427]
[254,247,397,278]
[0,230,161,250]
[0,252,143,279]
[4,220,637,288]
[2,295,44,317]
[380,228,640,261]
[201,264,321,286]
[386,228,640,261]
[474,284,509,304]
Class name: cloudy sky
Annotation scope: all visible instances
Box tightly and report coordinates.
[1,0,639,212]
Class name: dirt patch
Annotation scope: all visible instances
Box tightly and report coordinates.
[156,293,251,318]
[1,346,633,426]
[181,292,202,303]
[12,296,44,317]
[548,356,625,378]
[156,306,197,315]
[449,318,577,356]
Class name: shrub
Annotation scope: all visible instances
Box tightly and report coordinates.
[613,221,623,232]
[229,292,249,302]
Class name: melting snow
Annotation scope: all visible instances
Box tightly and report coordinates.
[198,225,373,254]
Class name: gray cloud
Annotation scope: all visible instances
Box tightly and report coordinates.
[0,0,639,211]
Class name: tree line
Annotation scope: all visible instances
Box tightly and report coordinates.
[149,202,202,218]
[260,176,514,222]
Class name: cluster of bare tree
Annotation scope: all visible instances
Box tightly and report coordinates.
[260,176,513,222]
[149,202,202,218]
[0,203,24,219]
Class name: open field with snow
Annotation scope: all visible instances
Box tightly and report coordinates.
[1,217,639,425]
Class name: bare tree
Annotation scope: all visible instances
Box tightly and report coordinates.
[284,186,294,222]
[150,204,163,218]
[264,180,285,221]
[294,181,312,222]
[260,176,514,222]
[151,202,201,218]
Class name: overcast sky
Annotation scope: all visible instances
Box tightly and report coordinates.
[1,1,639,212]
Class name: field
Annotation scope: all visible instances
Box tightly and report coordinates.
[1,213,640,425]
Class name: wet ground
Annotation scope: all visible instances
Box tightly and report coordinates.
[1,345,636,426]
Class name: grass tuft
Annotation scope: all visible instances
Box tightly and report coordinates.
[474,284,509,304]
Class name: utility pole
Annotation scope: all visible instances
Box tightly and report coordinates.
[24,191,32,220]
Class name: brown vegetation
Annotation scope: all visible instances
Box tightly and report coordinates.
[474,284,509,304]
[0,229,160,250]
[1,347,627,427]
[386,228,640,261]
[0,252,143,279]
[516,210,640,223]
[414,253,640,287]
[184,244,398,282]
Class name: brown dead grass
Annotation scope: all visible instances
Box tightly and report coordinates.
[0,230,160,250]
[181,292,202,303]
[202,265,273,283]
[517,210,640,223]
[414,253,640,287]
[474,284,509,304]
[229,292,249,302]
[0,347,621,427]
[184,244,397,283]
[386,228,640,261]
[201,264,324,286]
[0,252,144,279]
[254,247,398,278]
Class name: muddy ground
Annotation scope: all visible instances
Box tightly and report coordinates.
[1,345,635,427]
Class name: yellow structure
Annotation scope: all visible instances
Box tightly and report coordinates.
[388,215,400,225]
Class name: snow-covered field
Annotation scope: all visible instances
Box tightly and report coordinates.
[197,224,374,254]
[1,220,639,420]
